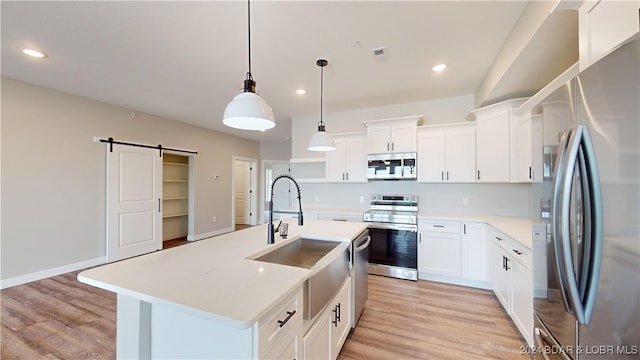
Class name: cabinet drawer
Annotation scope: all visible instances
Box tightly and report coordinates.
[258,287,303,356]
[419,220,460,234]
[509,239,532,271]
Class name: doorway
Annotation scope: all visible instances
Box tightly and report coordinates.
[162,153,192,242]
[261,160,291,223]
[233,157,258,228]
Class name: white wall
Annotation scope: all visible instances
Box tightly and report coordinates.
[1,78,260,282]
[260,141,290,161]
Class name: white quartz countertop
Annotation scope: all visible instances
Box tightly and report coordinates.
[418,212,541,249]
[78,220,368,329]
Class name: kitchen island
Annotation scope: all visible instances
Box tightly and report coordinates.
[78,220,368,359]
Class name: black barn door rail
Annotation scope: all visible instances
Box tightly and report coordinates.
[100,137,198,157]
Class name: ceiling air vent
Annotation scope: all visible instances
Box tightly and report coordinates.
[371,46,389,62]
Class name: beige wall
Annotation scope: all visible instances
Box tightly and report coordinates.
[1,78,260,280]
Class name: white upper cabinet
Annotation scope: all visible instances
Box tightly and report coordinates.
[579,0,640,69]
[325,133,367,183]
[472,98,527,183]
[513,114,542,183]
[417,123,476,183]
[362,115,421,154]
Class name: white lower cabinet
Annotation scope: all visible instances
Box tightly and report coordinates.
[303,311,330,360]
[418,220,461,277]
[460,222,488,282]
[418,219,490,289]
[491,228,533,346]
[302,277,352,360]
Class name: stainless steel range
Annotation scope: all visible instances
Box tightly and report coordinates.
[363,194,418,281]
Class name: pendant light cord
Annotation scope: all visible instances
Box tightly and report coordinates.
[320,62,324,126]
[246,0,253,81]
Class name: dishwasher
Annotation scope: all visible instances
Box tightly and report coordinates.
[351,229,370,327]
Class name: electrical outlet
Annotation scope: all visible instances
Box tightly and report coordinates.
[463,197,469,206]
[212,216,217,223]
[359,196,365,203]
[314,195,319,202]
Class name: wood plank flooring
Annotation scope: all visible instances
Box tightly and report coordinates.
[2,271,529,359]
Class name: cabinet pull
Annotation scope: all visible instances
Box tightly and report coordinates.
[433,224,445,228]
[346,172,349,181]
[391,143,394,151]
[441,171,444,181]
[477,170,480,180]
[158,198,161,212]
[277,310,296,328]
[463,224,466,234]
[387,142,390,151]
[512,249,523,255]
[332,305,340,327]
[337,302,341,322]
[529,166,532,180]
[446,171,449,181]
[495,236,502,241]
[505,257,510,271]
[502,255,506,270]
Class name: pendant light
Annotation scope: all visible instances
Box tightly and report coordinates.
[307,59,336,151]
[223,0,275,131]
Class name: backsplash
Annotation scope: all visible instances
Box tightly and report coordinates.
[297,182,534,218]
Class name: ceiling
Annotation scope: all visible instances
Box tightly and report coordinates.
[2,1,531,143]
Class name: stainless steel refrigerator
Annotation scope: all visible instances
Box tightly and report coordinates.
[532,35,639,359]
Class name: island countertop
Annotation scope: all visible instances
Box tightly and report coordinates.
[78,220,368,329]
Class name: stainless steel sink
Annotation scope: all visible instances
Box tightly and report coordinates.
[253,238,341,269]
[252,238,350,319]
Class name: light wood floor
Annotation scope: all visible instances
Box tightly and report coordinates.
[2,271,528,359]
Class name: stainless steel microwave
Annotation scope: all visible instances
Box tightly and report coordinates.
[367,153,417,180]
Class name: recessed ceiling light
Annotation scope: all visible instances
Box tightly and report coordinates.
[21,48,47,58]
[296,89,307,95]
[432,64,447,72]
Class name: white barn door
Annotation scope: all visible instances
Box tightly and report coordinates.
[107,144,162,262]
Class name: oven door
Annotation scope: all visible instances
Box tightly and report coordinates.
[367,223,418,280]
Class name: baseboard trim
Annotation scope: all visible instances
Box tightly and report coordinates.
[417,272,492,290]
[0,257,106,289]
[188,227,234,241]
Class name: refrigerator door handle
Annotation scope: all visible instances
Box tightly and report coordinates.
[558,125,586,322]
[552,129,574,315]
[557,125,602,324]
[578,125,603,324]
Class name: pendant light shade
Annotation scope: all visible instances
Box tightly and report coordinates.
[223,0,275,131]
[308,59,336,152]
[223,92,275,130]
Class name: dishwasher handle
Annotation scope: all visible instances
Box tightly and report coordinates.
[355,236,371,252]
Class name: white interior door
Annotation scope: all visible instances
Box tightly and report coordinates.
[107,144,162,262]
[234,160,251,225]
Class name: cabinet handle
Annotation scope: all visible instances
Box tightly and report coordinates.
[441,171,444,181]
[277,310,296,328]
[387,142,390,151]
[512,249,523,255]
[502,255,506,270]
[391,143,394,151]
[346,172,349,181]
[158,198,161,212]
[463,224,466,234]
[477,170,480,180]
[505,257,510,271]
[332,303,341,327]
[495,236,502,241]
[433,225,445,228]
[419,233,422,243]
[529,166,532,180]
[446,171,449,181]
